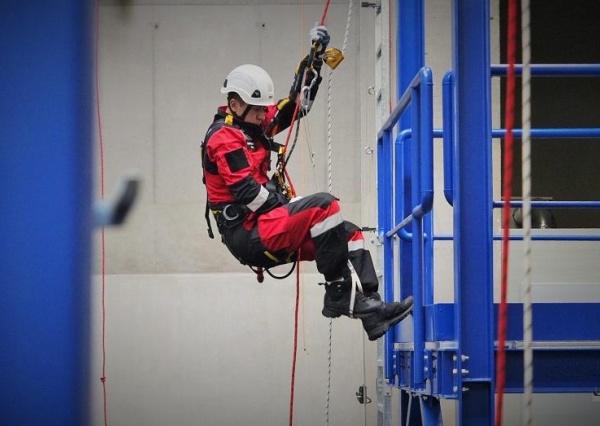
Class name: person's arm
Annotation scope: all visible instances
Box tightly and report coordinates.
[265,24,330,137]
[209,126,287,213]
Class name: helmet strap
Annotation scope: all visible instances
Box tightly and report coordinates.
[228,98,252,121]
[239,105,252,121]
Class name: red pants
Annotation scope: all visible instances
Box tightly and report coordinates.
[220,192,378,292]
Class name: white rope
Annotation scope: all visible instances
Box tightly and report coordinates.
[326,0,353,195]
[520,0,533,424]
[326,73,333,193]
[341,0,353,53]
[325,316,332,426]
[325,2,354,425]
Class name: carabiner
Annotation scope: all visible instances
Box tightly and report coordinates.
[300,68,319,110]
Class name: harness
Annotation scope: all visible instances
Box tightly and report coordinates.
[201,113,297,281]
[200,111,283,239]
[200,116,228,240]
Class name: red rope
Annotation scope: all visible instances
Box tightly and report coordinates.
[94,1,108,425]
[319,0,331,26]
[281,0,331,198]
[288,259,301,426]
[495,0,518,424]
[288,4,331,424]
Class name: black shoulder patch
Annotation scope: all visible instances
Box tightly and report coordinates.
[225,148,249,173]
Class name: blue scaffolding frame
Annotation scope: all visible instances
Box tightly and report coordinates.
[378,1,600,424]
[0,1,93,425]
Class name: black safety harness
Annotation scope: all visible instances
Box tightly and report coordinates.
[201,112,298,281]
[200,111,284,238]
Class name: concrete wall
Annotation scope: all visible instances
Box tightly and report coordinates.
[89,273,377,425]
[91,1,600,425]
[92,1,382,425]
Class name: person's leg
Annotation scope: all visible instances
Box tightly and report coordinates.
[322,220,414,340]
[255,193,414,341]
[221,193,345,268]
[344,221,379,295]
[321,273,414,341]
[257,192,348,280]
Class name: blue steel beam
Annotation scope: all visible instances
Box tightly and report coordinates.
[378,69,434,383]
[503,350,600,393]
[378,111,395,380]
[424,303,600,345]
[442,72,455,207]
[376,0,426,397]
[396,3,424,423]
[420,303,600,395]
[491,64,600,76]
[397,0,424,320]
[434,234,600,242]
[0,1,93,425]
[377,67,434,423]
[452,0,495,425]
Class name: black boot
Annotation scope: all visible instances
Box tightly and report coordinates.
[322,279,414,341]
[321,277,381,318]
[359,295,414,341]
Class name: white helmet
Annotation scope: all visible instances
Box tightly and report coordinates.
[221,64,275,106]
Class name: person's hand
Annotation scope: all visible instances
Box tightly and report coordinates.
[266,175,284,196]
[309,23,330,58]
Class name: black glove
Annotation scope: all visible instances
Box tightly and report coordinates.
[289,55,323,102]
[254,185,288,215]
[266,175,288,199]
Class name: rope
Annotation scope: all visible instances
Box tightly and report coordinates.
[325,318,332,426]
[319,0,331,25]
[325,0,352,195]
[362,334,367,426]
[520,0,534,424]
[495,0,518,424]
[324,1,354,425]
[288,261,301,426]
[326,75,333,192]
[94,1,108,425]
[287,4,333,426]
[281,0,332,196]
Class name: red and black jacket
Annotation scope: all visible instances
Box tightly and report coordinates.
[201,102,295,236]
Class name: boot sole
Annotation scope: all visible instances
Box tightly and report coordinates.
[361,304,414,341]
[322,303,381,319]
[321,307,342,318]
[321,306,382,319]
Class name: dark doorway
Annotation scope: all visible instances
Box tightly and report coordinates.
[500,0,600,228]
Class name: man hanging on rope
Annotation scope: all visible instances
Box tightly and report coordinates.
[200,23,413,341]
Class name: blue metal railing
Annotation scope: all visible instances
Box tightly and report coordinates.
[441,65,600,241]
[379,59,600,424]
[377,66,433,386]
[382,0,599,422]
